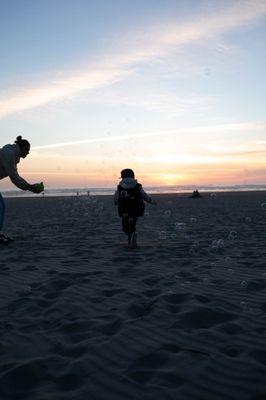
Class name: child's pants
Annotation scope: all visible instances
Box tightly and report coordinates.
[122,214,137,235]
[0,193,5,231]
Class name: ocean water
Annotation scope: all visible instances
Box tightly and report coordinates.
[1,185,266,198]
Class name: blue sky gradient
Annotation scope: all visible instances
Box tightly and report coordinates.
[0,0,265,188]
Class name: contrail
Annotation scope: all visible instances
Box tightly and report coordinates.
[31,123,263,150]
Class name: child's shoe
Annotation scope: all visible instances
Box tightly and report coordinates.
[0,233,14,242]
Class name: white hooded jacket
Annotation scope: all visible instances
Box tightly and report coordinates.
[114,177,153,205]
[0,144,29,190]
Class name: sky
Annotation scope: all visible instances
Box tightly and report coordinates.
[0,0,265,189]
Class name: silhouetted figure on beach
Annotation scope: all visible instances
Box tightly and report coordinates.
[114,169,156,248]
[0,136,44,243]
[190,189,202,198]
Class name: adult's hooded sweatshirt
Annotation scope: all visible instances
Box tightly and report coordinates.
[0,144,29,190]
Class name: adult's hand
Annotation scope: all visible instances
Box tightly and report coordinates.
[27,183,44,193]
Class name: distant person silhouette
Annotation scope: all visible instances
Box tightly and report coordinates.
[190,189,202,198]
[114,168,157,248]
[0,136,44,243]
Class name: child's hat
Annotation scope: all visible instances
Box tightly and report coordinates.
[121,169,135,178]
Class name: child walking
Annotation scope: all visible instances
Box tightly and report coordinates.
[114,169,156,248]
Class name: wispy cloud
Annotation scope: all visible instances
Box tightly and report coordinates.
[31,122,265,150]
[0,0,265,118]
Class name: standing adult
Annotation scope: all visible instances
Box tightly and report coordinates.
[0,136,43,243]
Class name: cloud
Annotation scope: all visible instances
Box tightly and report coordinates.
[0,0,265,118]
[31,122,265,150]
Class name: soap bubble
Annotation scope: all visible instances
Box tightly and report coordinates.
[227,268,234,274]
[174,222,186,230]
[189,247,196,255]
[171,233,177,240]
[158,231,167,240]
[228,231,237,240]
[24,286,32,294]
[241,280,248,289]
[211,239,224,249]
[261,202,266,209]
[245,217,251,223]
[217,239,225,248]
[164,210,172,217]
[190,217,197,223]
[225,256,232,264]
[210,193,217,198]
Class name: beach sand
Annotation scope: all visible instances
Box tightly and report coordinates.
[0,191,266,400]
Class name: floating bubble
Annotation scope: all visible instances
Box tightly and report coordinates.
[24,286,32,294]
[158,231,167,240]
[241,280,248,288]
[225,256,232,264]
[190,217,197,223]
[261,202,266,209]
[189,247,196,255]
[228,231,237,240]
[210,193,217,198]
[262,272,266,278]
[203,277,209,283]
[171,233,177,240]
[245,217,251,223]
[227,268,234,274]
[217,239,225,247]
[211,239,225,249]
[164,210,172,217]
[174,222,186,230]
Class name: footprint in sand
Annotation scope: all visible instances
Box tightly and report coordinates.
[126,351,169,385]
[219,345,243,358]
[172,306,237,330]
[101,288,125,297]
[53,372,83,391]
[163,293,192,314]
[250,350,266,366]
[97,317,122,336]
[194,294,211,304]
[0,360,45,397]
[127,300,156,319]
[126,347,193,389]
[142,277,160,287]
[142,288,161,297]
[219,322,243,335]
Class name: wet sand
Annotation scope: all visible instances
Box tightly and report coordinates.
[0,191,266,400]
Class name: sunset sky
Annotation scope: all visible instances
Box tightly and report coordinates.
[0,0,265,189]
